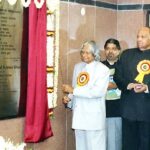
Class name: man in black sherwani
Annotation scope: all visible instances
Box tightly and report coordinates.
[114,27,150,150]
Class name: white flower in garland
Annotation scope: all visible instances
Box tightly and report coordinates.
[0,136,5,149]
[0,136,26,150]
[47,36,54,109]
[46,8,55,110]
[46,0,58,13]
[21,0,31,8]
[7,0,17,5]
[47,37,54,66]
[46,0,59,112]
[47,14,55,31]
[34,0,45,9]
[47,75,53,87]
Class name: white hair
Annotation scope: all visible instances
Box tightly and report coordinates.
[80,40,100,61]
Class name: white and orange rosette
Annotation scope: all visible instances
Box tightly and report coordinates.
[135,60,150,83]
[77,72,89,86]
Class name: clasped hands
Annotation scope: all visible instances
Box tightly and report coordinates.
[62,84,73,104]
[62,84,73,93]
[127,83,148,93]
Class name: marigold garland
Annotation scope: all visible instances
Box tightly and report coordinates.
[6,0,60,117]
[46,0,59,115]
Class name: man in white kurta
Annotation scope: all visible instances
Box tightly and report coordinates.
[62,41,109,150]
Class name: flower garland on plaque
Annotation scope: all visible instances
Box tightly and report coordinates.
[6,0,44,8]
[34,0,44,9]
[46,0,59,118]
[21,0,31,8]
[7,0,17,5]
[6,0,59,10]
[5,0,60,117]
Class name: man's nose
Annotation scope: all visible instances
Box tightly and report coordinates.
[109,49,113,52]
[137,37,142,41]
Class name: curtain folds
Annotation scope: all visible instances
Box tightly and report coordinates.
[18,7,29,117]
[24,0,53,142]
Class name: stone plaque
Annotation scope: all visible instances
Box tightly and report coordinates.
[0,1,23,119]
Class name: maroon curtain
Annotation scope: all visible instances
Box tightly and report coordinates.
[18,7,29,117]
[24,0,53,142]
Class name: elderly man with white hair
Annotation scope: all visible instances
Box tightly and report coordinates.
[62,40,109,150]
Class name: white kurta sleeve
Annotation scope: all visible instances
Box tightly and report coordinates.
[73,67,109,99]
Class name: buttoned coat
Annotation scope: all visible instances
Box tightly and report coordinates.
[114,48,150,121]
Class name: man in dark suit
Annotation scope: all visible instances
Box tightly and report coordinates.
[114,27,150,150]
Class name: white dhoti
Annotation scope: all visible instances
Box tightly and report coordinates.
[75,129,106,150]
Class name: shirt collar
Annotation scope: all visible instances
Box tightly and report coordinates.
[85,60,96,69]
[107,59,118,65]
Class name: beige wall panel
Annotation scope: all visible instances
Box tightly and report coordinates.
[143,0,150,4]
[95,9,117,50]
[59,2,75,150]
[67,3,97,84]
[59,2,70,84]
[95,8,117,60]
[118,0,142,4]
[117,10,145,50]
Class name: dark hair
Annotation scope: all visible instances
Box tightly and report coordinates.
[104,38,121,50]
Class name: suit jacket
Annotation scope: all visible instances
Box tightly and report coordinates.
[114,48,150,122]
[71,61,109,130]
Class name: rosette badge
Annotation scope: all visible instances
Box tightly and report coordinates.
[135,60,150,83]
[77,72,89,86]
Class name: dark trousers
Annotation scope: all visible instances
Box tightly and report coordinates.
[122,118,150,150]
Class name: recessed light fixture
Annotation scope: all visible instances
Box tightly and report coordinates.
[81,7,86,16]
